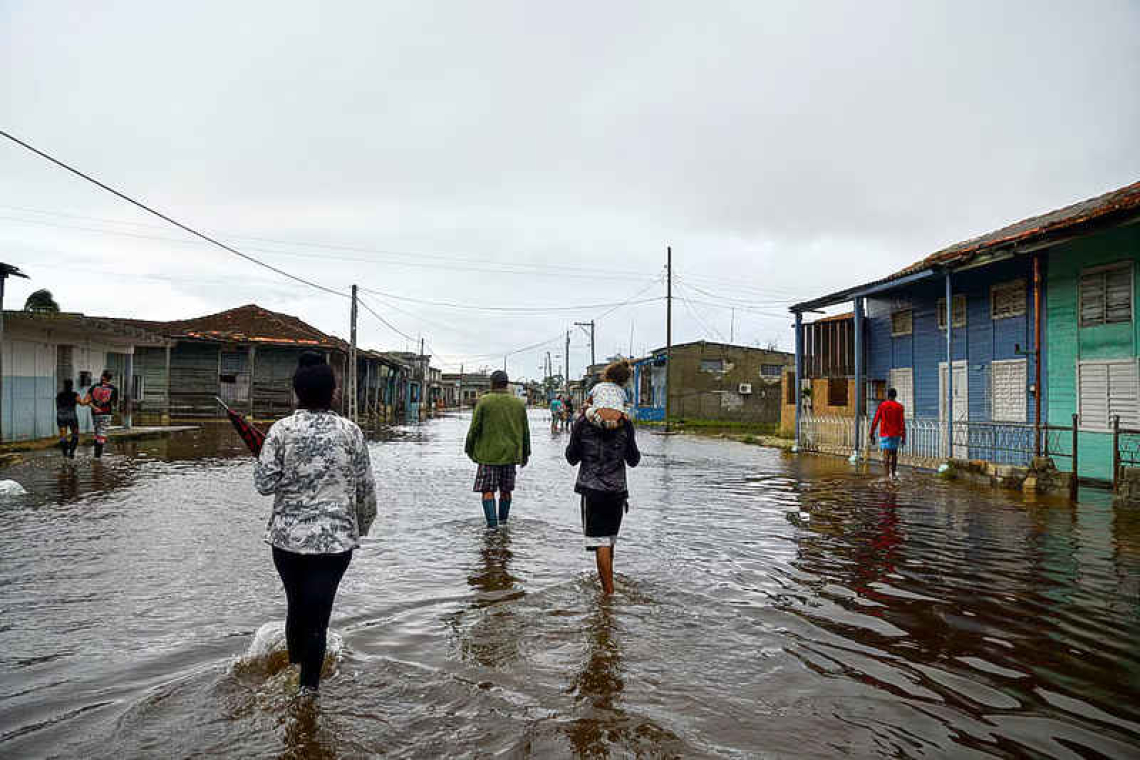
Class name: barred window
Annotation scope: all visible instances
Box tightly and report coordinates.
[760,363,783,377]
[891,310,913,336]
[1080,263,1132,327]
[937,295,967,329]
[991,280,1026,320]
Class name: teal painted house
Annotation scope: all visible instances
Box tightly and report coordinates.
[1046,221,1140,480]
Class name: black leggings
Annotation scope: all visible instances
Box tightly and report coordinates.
[272,547,352,689]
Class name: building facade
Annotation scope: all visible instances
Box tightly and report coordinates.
[631,341,794,426]
[789,179,1140,483]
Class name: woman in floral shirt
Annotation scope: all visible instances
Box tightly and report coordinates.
[254,352,377,693]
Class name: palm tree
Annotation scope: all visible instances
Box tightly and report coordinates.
[23,289,60,313]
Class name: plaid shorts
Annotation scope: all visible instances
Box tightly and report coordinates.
[473,464,517,493]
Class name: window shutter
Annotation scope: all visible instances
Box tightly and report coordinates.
[937,296,966,329]
[891,310,912,336]
[1108,361,1140,427]
[1078,362,1109,429]
[1105,266,1132,324]
[991,360,1027,422]
[828,378,848,406]
[1080,273,1105,326]
[991,281,1026,319]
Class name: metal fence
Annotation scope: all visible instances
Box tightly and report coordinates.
[799,412,1079,497]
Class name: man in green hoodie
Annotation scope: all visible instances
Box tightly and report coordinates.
[465,370,531,528]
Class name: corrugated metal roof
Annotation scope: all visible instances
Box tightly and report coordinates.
[3,310,170,346]
[793,180,1140,311]
[110,304,348,350]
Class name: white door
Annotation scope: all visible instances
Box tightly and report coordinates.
[939,361,968,458]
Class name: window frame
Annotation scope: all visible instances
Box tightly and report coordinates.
[890,309,913,337]
[937,295,967,330]
[700,358,726,373]
[1079,261,1133,328]
[827,377,848,407]
[759,363,783,378]
[1076,358,1139,432]
[990,279,1027,320]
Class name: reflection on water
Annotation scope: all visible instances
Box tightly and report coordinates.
[1,413,1139,758]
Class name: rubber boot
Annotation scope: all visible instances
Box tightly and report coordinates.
[497,497,511,524]
[69,436,79,458]
[94,442,104,458]
[59,439,69,457]
[481,498,498,528]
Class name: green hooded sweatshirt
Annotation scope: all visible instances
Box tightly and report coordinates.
[465,390,531,465]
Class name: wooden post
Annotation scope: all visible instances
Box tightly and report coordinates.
[1112,414,1121,492]
[123,350,134,429]
[247,344,256,417]
[665,245,672,431]
[1070,413,1079,502]
[163,344,172,424]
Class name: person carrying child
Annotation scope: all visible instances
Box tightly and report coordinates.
[565,360,640,595]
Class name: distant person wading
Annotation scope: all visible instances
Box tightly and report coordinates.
[254,352,377,694]
[83,371,118,458]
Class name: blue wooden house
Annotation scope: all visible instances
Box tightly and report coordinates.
[790,180,1140,480]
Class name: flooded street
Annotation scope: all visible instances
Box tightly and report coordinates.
[2,410,1139,758]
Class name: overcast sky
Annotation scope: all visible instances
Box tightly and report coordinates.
[2,1,1137,379]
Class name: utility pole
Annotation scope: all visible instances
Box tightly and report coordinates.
[349,284,358,422]
[665,245,673,431]
[459,363,464,408]
[574,320,595,370]
[730,308,735,344]
[564,329,570,391]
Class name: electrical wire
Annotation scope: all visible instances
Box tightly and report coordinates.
[0,128,349,300]
[357,286,662,314]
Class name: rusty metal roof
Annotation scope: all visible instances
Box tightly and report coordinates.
[110,304,348,350]
[793,180,1140,311]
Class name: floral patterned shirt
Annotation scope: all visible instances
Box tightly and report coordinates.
[254,409,378,554]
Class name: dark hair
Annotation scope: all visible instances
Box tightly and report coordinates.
[603,359,631,385]
[63,379,74,392]
[101,370,113,382]
[293,351,336,409]
[490,370,509,388]
[887,387,897,400]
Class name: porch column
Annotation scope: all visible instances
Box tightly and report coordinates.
[163,344,172,424]
[794,310,803,449]
[123,350,134,429]
[853,297,864,457]
[248,344,256,417]
[945,271,953,459]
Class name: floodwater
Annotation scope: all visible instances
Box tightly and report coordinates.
[1,412,1139,759]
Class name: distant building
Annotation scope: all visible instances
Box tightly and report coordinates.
[630,341,794,426]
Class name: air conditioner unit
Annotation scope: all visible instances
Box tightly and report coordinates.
[738,383,753,395]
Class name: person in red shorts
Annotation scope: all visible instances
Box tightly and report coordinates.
[870,387,906,479]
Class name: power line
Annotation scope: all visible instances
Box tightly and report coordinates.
[358,285,662,314]
[0,203,658,280]
[0,128,349,300]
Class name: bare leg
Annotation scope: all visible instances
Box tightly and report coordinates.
[890,450,899,478]
[882,451,891,478]
[595,545,615,595]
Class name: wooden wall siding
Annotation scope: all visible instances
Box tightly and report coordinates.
[252,347,308,418]
[133,346,169,414]
[169,342,221,417]
[865,258,1036,426]
[803,318,855,378]
[1047,224,1140,480]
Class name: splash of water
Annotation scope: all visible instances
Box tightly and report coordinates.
[234,621,343,682]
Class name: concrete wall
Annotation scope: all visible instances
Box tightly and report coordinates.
[1046,224,1140,481]
[666,343,792,425]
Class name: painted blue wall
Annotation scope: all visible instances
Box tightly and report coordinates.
[865,258,1041,426]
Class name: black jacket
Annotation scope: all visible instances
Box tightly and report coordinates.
[565,417,641,495]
